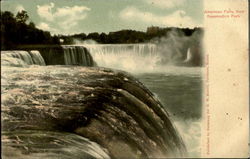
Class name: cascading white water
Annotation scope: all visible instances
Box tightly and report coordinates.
[1,50,46,66]
[81,44,162,72]
[183,48,192,63]
[1,46,95,67]
[77,44,196,73]
[29,50,46,65]
[1,44,196,70]
[62,46,95,66]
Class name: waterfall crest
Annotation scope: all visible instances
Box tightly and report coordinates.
[79,44,202,73]
[1,46,96,67]
[62,46,95,66]
[81,44,160,72]
[1,50,46,66]
[83,44,157,56]
[2,66,186,158]
[29,50,46,65]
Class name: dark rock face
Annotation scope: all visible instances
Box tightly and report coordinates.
[2,66,186,158]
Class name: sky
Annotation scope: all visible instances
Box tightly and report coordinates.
[1,0,203,35]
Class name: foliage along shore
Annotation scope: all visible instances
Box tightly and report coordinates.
[1,10,203,50]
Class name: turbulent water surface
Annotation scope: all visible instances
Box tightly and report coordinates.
[79,44,203,157]
[1,44,202,158]
[135,67,202,157]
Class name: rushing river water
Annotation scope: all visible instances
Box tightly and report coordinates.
[79,44,203,157]
[135,67,202,157]
[2,44,203,158]
[82,44,203,157]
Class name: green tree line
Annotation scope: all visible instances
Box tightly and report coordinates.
[1,10,203,48]
[60,27,203,45]
[1,11,60,50]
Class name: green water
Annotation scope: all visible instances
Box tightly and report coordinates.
[135,67,203,157]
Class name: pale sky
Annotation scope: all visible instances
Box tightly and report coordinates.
[1,0,203,35]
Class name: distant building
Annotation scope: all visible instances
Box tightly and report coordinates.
[146,26,160,34]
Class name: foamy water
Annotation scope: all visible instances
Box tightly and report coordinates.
[174,120,201,157]
[66,44,195,73]
[1,44,203,158]
[136,69,202,157]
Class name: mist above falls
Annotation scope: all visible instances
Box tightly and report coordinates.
[1,29,203,74]
[70,29,204,73]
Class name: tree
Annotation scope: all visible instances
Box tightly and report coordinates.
[87,32,99,40]
[1,11,15,23]
[1,10,61,49]
[16,10,29,23]
[28,22,36,28]
[99,33,108,43]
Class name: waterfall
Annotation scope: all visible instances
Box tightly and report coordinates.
[82,44,160,72]
[1,46,95,67]
[79,44,202,73]
[62,46,95,66]
[34,45,95,66]
[1,44,201,69]
[29,50,46,65]
[1,50,46,66]
[2,65,187,158]
[183,48,192,63]
[83,44,157,56]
